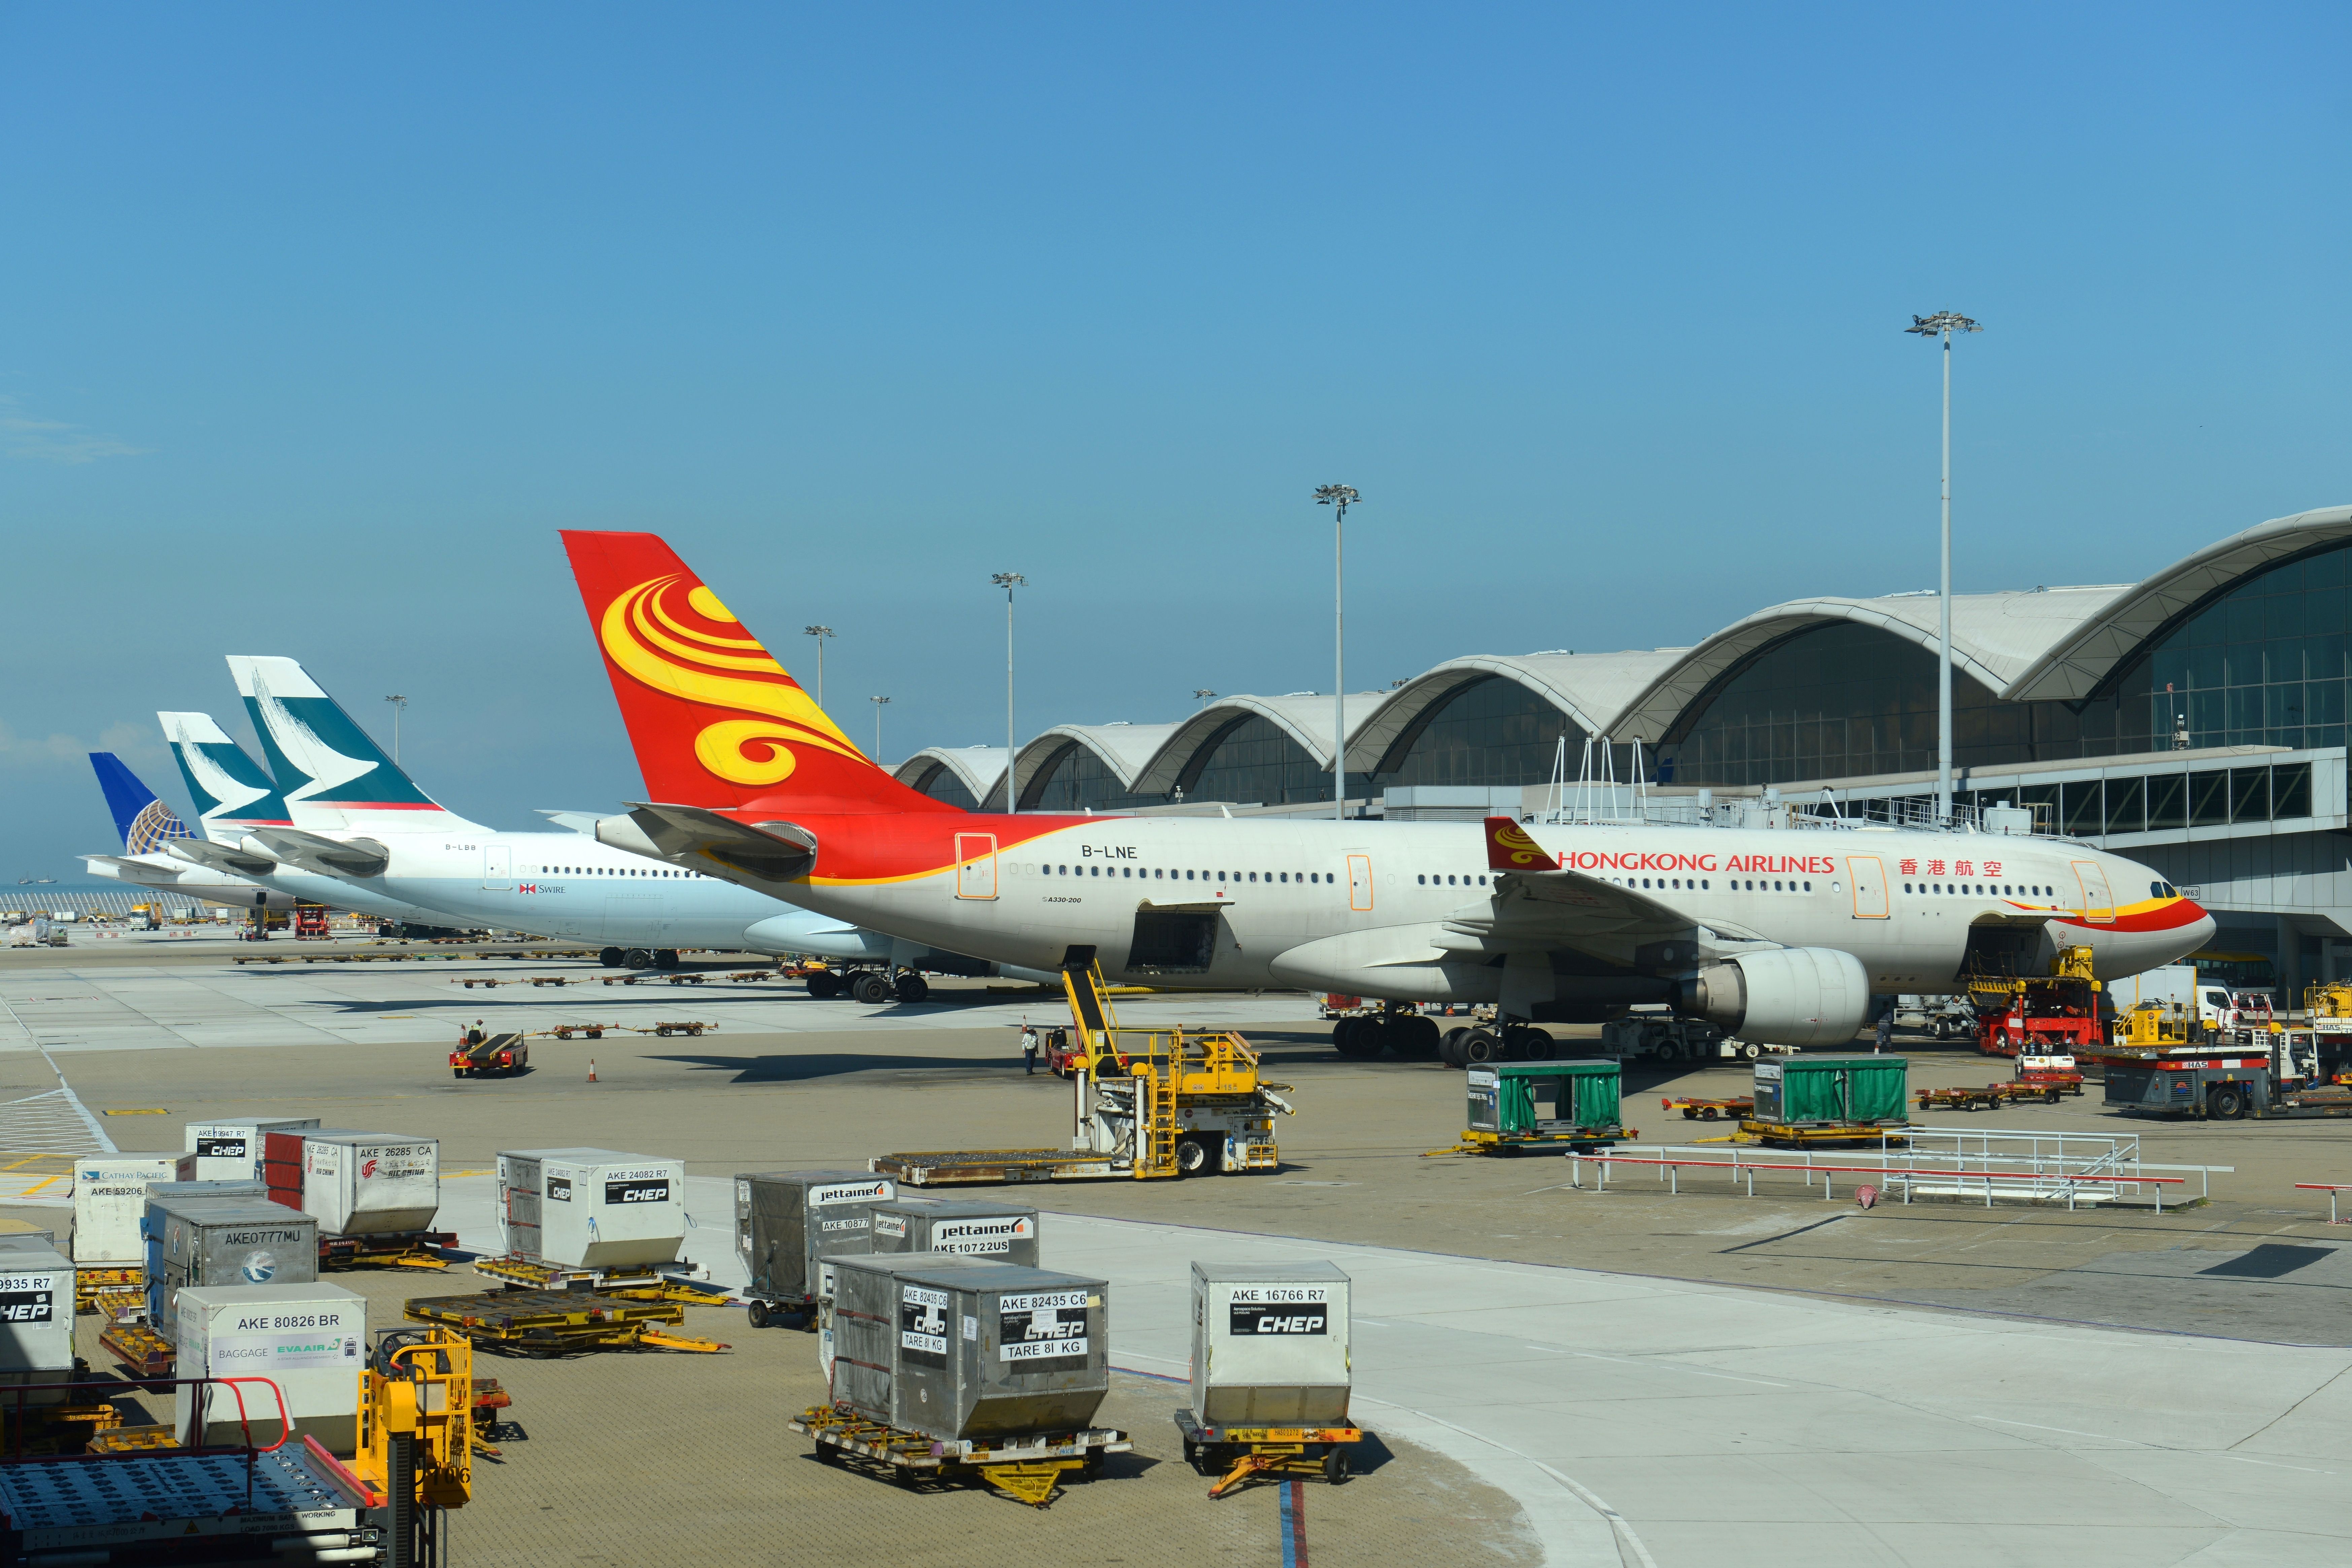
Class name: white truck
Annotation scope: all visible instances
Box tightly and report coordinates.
[2111,964,2268,1038]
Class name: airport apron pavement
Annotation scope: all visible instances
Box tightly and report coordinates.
[432,1174,2352,1568]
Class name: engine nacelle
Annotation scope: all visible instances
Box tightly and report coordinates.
[1676,947,1871,1048]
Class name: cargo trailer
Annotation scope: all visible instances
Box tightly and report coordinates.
[181,1117,319,1183]
[1461,1060,1624,1152]
[495,1148,687,1271]
[870,1199,1041,1265]
[173,1282,365,1454]
[0,1236,76,1407]
[736,1170,896,1326]
[71,1156,179,1267]
[1745,1055,1909,1142]
[1177,1260,1363,1493]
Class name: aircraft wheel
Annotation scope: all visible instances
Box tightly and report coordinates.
[654,949,680,970]
[1516,1027,1556,1061]
[1332,1017,1383,1058]
[598,947,624,968]
[623,948,655,970]
[806,970,843,999]
[1439,1028,1468,1068]
[1461,1029,1503,1065]
[852,971,893,1005]
[1390,1015,1441,1059]
[894,973,930,1004]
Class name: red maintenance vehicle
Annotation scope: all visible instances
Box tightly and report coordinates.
[451,1026,530,1078]
[1974,948,2108,1059]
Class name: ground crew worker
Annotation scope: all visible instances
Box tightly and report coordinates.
[1022,1023,1038,1075]
[1874,1007,1893,1054]
[467,1019,486,1050]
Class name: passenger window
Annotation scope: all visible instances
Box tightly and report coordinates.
[1278,873,1287,883]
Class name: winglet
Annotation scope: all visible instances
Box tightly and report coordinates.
[1484,815,1558,872]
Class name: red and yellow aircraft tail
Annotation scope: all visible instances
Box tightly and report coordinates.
[560,531,956,818]
[1485,816,1559,872]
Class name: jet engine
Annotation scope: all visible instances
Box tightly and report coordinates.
[1675,947,1871,1048]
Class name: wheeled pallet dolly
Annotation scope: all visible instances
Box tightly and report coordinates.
[1175,1408,1363,1496]
[405,1289,730,1355]
[472,1255,730,1304]
[73,1264,143,1316]
[788,1403,1130,1506]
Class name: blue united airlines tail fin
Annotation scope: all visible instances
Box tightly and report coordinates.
[224,656,481,832]
[158,712,296,842]
[89,753,196,854]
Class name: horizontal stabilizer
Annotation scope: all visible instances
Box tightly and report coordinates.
[165,838,278,878]
[247,829,391,879]
[599,803,818,885]
[536,810,606,836]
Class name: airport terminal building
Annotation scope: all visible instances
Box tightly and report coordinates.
[900,505,2352,998]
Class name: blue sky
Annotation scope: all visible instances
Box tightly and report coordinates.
[4,3,2348,875]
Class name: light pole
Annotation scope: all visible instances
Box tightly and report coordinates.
[1313,485,1359,823]
[869,696,890,765]
[1906,311,1981,824]
[1193,688,1217,707]
[383,695,408,763]
[803,626,834,708]
[991,573,1025,813]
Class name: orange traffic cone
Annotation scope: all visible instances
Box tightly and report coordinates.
[588,1059,599,1082]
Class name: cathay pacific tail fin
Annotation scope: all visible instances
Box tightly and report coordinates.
[158,712,295,843]
[224,656,484,832]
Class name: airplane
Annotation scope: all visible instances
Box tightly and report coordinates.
[561,529,2216,1056]
[211,655,1048,993]
[76,752,311,913]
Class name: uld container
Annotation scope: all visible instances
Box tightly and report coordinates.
[870,1199,1041,1265]
[1751,1055,1909,1126]
[139,1186,269,1327]
[830,1257,1109,1441]
[182,1117,319,1183]
[736,1170,896,1307]
[146,1195,318,1331]
[174,1282,365,1454]
[1189,1261,1351,1426]
[70,1155,180,1266]
[814,1249,977,1383]
[266,1130,438,1236]
[498,1148,686,1270]
[0,1236,76,1406]
[1466,1060,1621,1138]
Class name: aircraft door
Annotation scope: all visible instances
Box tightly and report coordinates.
[481,845,512,891]
[2071,859,2115,923]
[1847,855,1888,918]
[955,833,999,899]
[1346,853,1374,912]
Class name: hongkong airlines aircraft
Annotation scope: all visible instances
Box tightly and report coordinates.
[564,531,2214,1052]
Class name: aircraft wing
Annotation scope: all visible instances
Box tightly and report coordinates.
[1437,818,1763,969]
[600,803,817,885]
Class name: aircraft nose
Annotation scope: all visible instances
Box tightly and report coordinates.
[2179,901,2217,954]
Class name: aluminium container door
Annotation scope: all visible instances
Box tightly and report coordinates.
[504,1158,541,1262]
[955,834,998,900]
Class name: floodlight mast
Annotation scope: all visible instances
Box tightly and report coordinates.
[991,574,1026,812]
[869,695,890,765]
[1313,485,1360,823]
[1906,311,1981,824]
[382,695,408,763]
[803,626,834,708]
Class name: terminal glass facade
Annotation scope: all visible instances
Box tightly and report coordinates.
[1374,677,1586,788]
[1020,742,1165,812]
[1177,715,1365,805]
[906,762,980,810]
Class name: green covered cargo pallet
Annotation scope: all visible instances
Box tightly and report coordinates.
[1462,1060,1625,1152]
[1751,1055,1909,1127]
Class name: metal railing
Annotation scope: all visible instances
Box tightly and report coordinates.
[1569,1153,2187,1211]
[2293,1183,2352,1224]
[1588,1129,2229,1210]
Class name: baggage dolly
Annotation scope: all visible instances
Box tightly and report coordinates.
[1174,1408,1363,1496]
[789,1403,1130,1507]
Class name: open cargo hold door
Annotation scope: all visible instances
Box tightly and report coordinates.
[2071,859,2115,923]
[955,833,998,899]
[1128,906,1219,973]
[1846,855,1888,918]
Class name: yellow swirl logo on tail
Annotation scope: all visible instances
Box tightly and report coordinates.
[598,574,868,788]
[1489,818,1553,870]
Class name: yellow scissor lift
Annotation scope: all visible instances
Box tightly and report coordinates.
[873,950,1293,1185]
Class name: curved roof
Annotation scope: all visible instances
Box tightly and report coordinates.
[1131,693,1389,797]
[2005,504,2352,702]
[892,746,1006,803]
[1609,585,2130,743]
[1344,650,1690,772]
[1013,722,1183,801]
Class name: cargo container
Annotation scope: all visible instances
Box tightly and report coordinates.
[145,1196,318,1332]
[70,1155,179,1266]
[182,1117,319,1183]
[870,1199,1041,1265]
[173,1283,365,1454]
[1188,1261,1351,1427]
[829,1257,1109,1441]
[814,1250,978,1384]
[1751,1055,1909,1127]
[263,1129,439,1237]
[498,1148,686,1270]
[1464,1060,1624,1150]
[0,1236,76,1406]
[736,1170,896,1324]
